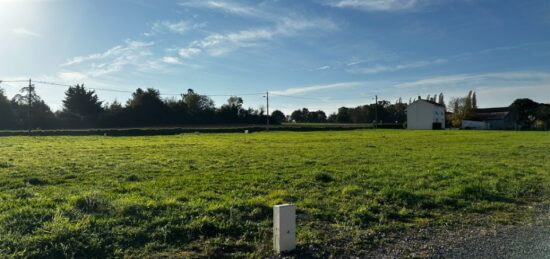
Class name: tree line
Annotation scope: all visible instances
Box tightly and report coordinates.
[0,85,271,130]
[1,85,549,130]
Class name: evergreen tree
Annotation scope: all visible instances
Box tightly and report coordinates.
[0,88,15,129]
[438,93,445,106]
[62,84,103,117]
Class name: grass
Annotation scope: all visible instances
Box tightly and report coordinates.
[0,130,548,258]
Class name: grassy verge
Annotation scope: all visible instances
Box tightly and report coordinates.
[0,130,548,257]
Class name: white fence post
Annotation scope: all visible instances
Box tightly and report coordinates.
[273,204,296,253]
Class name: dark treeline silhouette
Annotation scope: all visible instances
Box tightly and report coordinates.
[1,86,549,130]
[511,98,550,130]
[327,100,408,124]
[0,85,270,130]
[281,98,409,124]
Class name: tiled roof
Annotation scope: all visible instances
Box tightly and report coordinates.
[468,107,512,121]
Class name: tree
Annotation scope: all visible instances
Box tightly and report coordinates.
[511,98,539,128]
[535,104,550,130]
[447,90,478,128]
[271,110,286,124]
[126,88,168,126]
[219,96,244,123]
[291,108,309,122]
[0,88,15,129]
[11,85,56,129]
[59,85,104,128]
[438,93,445,106]
[62,85,103,117]
[449,97,466,128]
[182,89,215,117]
[307,110,327,123]
[336,107,351,123]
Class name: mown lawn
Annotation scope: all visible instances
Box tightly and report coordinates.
[0,130,548,258]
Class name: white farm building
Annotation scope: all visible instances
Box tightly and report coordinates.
[406,100,446,130]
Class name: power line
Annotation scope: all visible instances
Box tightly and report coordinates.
[1,78,377,111]
[0,80,28,83]
[1,79,265,98]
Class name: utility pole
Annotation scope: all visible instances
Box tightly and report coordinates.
[374,95,378,129]
[28,78,32,134]
[266,91,270,131]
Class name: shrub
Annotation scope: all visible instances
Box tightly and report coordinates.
[315,172,334,183]
[25,178,48,186]
[71,192,110,214]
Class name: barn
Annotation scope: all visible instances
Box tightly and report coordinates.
[462,107,519,130]
[406,100,446,130]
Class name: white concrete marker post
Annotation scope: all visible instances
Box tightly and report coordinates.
[273,204,296,254]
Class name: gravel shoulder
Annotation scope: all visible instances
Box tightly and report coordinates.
[367,204,550,259]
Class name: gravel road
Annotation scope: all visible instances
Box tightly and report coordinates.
[432,224,550,258]
[367,204,550,259]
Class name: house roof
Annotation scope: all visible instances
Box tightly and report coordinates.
[468,107,513,121]
[412,99,446,108]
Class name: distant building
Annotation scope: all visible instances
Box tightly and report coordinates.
[407,100,446,130]
[462,107,519,130]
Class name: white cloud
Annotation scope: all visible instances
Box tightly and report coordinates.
[162,56,183,65]
[352,58,446,74]
[178,16,336,58]
[325,0,432,11]
[148,20,204,35]
[316,66,331,70]
[178,48,202,58]
[61,40,156,78]
[152,20,190,34]
[271,81,366,95]
[179,0,265,18]
[390,71,550,107]
[12,27,41,37]
[176,1,337,58]
[396,71,550,88]
[58,71,88,81]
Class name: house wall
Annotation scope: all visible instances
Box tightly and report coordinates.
[407,101,443,130]
[433,106,446,129]
[463,120,488,129]
[488,117,518,130]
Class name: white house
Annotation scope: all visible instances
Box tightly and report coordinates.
[407,100,446,129]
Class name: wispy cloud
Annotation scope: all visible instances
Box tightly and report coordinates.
[61,40,156,78]
[145,20,204,36]
[396,71,550,88]
[351,58,446,74]
[316,66,331,71]
[177,1,337,58]
[179,0,266,18]
[178,16,337,58]
[325,0,424,11]
[58,71,88,81]
[152,20,191,34]
[12,27,41,37]
[162,56,183,65]
[271,81,366,95]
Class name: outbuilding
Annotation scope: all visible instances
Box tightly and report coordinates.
[406,100,446,129]
[462,107,519,130]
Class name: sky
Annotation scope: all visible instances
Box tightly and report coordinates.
[1,0,549,114]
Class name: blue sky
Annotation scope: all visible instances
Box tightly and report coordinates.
[1,0,549,114]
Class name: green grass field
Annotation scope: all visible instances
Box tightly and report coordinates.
[0,130,548,258]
